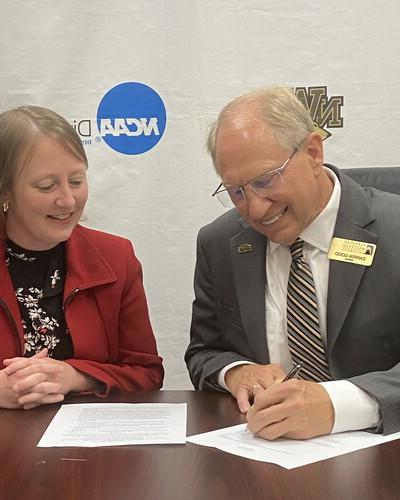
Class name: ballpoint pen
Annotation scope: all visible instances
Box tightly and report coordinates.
[248,362,303,414]
[246,362,303,430]
[282,362,303,382]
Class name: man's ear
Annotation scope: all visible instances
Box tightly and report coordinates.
[303,132,324,173]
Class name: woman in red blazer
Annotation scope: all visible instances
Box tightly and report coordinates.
[0,105,164,409]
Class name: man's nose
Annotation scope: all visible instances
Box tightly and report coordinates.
[244,188,273,219]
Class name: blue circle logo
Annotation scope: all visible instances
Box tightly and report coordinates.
[96,82,167,155]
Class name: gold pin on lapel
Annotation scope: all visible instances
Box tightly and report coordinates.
[238,243,252,254]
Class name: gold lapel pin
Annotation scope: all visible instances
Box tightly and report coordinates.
[238,243,252,254]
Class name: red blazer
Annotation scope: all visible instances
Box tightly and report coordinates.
[0,225,164,395]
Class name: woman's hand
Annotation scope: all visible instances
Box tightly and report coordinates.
[3,349,98,409]
[0,349,50,409]
[0,368,21,409]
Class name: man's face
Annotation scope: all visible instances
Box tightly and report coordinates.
[215,118,330,246]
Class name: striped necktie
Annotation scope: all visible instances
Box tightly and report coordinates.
[286,238,332,382]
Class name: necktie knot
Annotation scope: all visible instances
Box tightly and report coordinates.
[289,238,304,261]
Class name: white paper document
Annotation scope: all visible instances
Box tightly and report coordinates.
[38,403,187,447]
[187,424,400,469]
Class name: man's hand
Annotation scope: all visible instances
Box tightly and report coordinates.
[246,379,334,440]
[3,350,96,409]
[225,363,286,413]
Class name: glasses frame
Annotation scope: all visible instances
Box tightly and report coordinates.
[212,149,298,208]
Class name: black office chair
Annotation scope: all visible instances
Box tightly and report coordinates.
[338,165,400,196]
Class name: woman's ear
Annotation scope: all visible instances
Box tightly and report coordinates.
[1,190,11,214]
[2,200,9,215]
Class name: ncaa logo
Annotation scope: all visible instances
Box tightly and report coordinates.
[97,82,167,155]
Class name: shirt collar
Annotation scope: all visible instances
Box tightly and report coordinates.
[270,167,341,254]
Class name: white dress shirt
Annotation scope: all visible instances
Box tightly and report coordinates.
[219,169,380,433]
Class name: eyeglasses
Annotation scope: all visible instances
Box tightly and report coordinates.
[212,149,297,208]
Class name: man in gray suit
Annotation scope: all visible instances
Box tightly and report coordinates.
[185,86,400,439]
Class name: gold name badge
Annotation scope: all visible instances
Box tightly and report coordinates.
[328,237,376,266]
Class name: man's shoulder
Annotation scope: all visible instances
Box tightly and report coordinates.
[341,173,400,213]
[366,185,400,209]
[334,164,400,197]
[198,209,243,240]
[332,164,400,206]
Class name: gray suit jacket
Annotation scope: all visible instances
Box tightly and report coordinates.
[185,166,400,434]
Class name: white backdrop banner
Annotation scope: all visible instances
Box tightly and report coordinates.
[1,0,399,388]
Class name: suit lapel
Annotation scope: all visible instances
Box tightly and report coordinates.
[326,170,377,353]
[230,223,268,363]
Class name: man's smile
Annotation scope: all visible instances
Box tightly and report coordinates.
[261,207,288,226]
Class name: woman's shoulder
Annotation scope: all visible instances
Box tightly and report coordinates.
[67,225,142,285]
[72,225,132,250]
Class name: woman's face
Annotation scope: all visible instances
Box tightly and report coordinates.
[5,134,88,250]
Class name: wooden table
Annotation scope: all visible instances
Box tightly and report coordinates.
[1,390,399,500]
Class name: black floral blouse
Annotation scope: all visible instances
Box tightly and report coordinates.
[5,240,73,360]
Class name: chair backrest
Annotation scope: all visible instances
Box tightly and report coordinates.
[342,166,400,195]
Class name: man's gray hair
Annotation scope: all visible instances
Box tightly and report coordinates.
[207,86,314,170]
